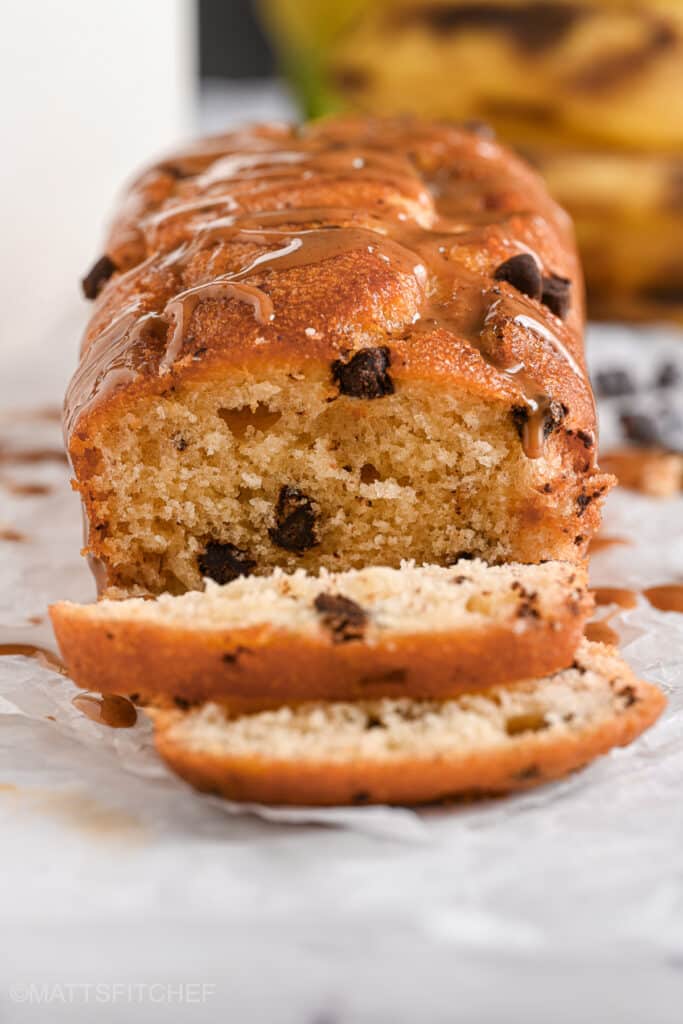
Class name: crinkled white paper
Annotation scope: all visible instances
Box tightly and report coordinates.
[1,325,683,1022]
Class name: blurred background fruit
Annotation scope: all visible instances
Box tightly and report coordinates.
[258,0,683,325]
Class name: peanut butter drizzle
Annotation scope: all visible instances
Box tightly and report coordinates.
[0,643,68,676]
[72,692,137,729]
[67,122,591,462]
[591,587,638,610]
[588,535,630,555]
[0,528,27,542]
[2,480,53,497]
[643,584,683,614]
[584,620,619,645]
[0,446,67,465]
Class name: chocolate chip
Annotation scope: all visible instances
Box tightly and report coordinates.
[510,405,530,438]
[81,255,117,300]
[365,715,383,730]
[198,541,255,584]
[595,369,636,398]
[314,592,367,643]
[493,253,542,301]
[352,790,371,804]
[617,684,638,708]
[576,429,594,449]
[655,362,681,389]
[513,764,541,781]
[222,646,249,664]
[544,399,568,438]
[269,486,318,552]
[576,493,592,516]
[332,347,394,399]
[172,434,188,451]
[541,273,571,318]
[517,595,540,619]
[447,551,476,563]
[619,412,660,447]
[511,400,566,440]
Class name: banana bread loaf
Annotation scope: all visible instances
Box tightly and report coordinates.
[67,116,610,596]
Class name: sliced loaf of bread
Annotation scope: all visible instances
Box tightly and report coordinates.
[51,560,591,706]
[149,641,665,806]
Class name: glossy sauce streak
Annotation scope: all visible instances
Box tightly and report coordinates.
[66,121,591,461]
[643,584,683,613]
[0,643,68,676]
[588,535,630,555]
[72,692,138,729]
[3,480,53,497]
[591,587,638,610]
[0,528,27,542]
[0,446,67,465]
[583,620,619,645]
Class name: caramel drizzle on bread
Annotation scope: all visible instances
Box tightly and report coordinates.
[68,118,594,462]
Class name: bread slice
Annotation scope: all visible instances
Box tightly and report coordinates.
[149,641,665,806]
[51,560,591,707]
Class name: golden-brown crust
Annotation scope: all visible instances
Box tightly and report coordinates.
[66,115,610,583]
[50,592,590,706]
[150,675,665,806]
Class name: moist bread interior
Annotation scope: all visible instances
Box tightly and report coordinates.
[83,373,587,595]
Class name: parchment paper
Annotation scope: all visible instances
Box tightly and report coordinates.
[1,324,682,1023]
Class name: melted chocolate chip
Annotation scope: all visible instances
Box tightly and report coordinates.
[493,253,542,301]
[313,592,368,642]
[544,400,568,438]
[617,684,637,708]
[595,369,635,398]
[447,551,476,563]
[270,486,318,552]
[332,347,394,399]
[511,399,566,441]
[81,255,117,300]
[510,405,530,438]
[513,764,541,781]
[576,493,592,516]
[198,541,256,584]
[541,273,571,319]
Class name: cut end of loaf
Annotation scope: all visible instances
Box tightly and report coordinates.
[73,368,608,596]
